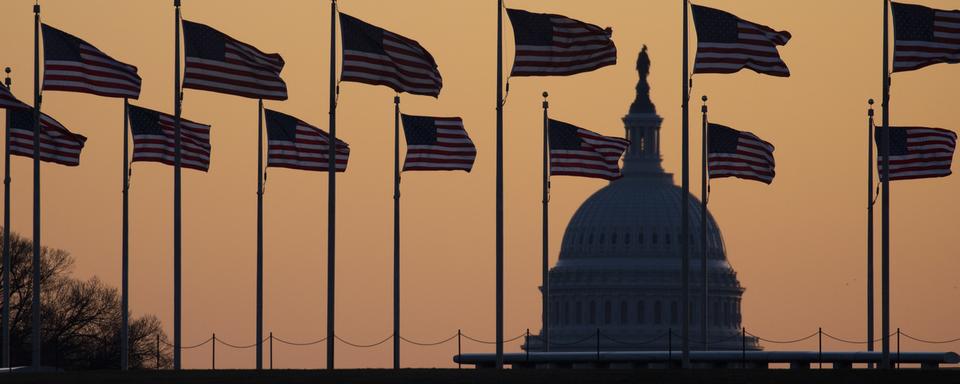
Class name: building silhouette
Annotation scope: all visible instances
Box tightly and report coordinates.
[526,47,759,352]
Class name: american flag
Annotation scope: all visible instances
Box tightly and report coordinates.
[400,115,476,172]
[707,123,776,184]
[182,20,287,100]
[691,5,792,77]
[892,2,960,73]
[264,109,349,172]
[877,126,957,181]
[339,13,442,97]
[128,104,212,172]
[8,107,86,166]
[41,24,142,99]
[0,84,30,110]
[507,8,617,77]
[548,119,628,180]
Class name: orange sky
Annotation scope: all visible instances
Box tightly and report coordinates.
[2,0,960,369]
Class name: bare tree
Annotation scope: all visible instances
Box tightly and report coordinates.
[1,228,171,369]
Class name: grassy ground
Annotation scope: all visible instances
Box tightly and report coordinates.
[3,369,960,384]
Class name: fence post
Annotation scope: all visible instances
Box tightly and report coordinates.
[896,328,900,369]
[457,329,462,369]
[819,327,825,369]
[269,332,274,370]
[212,333,216,370]
[156,334,160,370]
[525,328,530,362]
[741,327,746,368]
[668,328,672,367]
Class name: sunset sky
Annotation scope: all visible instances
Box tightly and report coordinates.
[2,0,960,369]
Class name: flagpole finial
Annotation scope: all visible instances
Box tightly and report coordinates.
[174,0,180,7]
[701,95,707,112]
[542,91,548,99]
[868,99,875,116]
[4,67,10,87]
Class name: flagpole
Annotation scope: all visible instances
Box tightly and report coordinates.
[327,0,338,370]
[680,0,691,368]
[867,98,875,368]
[2,67,11,370]
[880,0,891,370]
[173,0,183,370]
[495,0,505,370]
[256,98,264,370]
[121,98,131,371]
[541,91,550,353]
[32,2,42,371]
[700,95,708,352]
[393,94,400,370]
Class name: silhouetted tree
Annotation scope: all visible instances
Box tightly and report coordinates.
[0,228,171,369]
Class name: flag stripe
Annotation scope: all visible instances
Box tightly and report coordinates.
[41,24,142,99]
[340,14,442,97]
[893,4,960,72]
[130,105,212,172]
[692,6,792,77]
[182,20,288,100]
[707,123,776,184]
[878,126,957,181]
[9,109,87,166]
[265,109,349,172]
[549,119,628,180]
[401,115,476,172]
[508,9,617,77]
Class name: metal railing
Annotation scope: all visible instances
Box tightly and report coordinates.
[149,326,960,370]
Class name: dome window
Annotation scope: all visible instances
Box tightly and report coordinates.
[611,233,617,244]
[637,301,646,324]
[552,302,560,326]
[563,302,570,325]
[639,232,644,244]
[576,302,583,325]
[589,301,597,325]
[588,233,593,245]
[578,233,584,245]
[670,301,678,325]
[665,233,671,245]
[712,301,721,327]
[652,233,658,244]
[654,301,662,324]
[599,233,605,244]
[624,233,630,245]
[620,301,628,324]
[604,301,612,325]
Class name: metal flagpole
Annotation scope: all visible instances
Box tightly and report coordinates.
[680,0,691,368]
[327,0,338,370]
[173,0,183,370]
[700,95,708,351]
[867,98,875,368]
[393,94,400,369]
[2,67,11,370]
[880,0,891,370]
[495,0,505,370]
[541,91,550,352]
[256,99,264,370]
[121,98,131,370]
[32,2,42,371]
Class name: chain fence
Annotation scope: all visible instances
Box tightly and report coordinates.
[149,326,960,369]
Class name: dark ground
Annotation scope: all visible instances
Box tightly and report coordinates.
[3,369,960,384]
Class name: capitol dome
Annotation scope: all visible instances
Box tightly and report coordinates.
[526,47,759,352]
